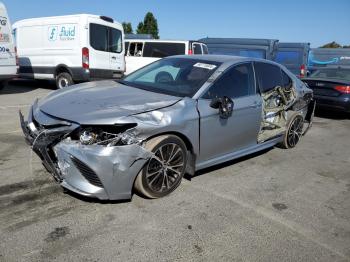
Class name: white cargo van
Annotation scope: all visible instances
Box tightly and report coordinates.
[0,2,17,90]
[13,14,125,89]
[124,39,208,74]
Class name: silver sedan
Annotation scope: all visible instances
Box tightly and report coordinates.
[20,55,315,200]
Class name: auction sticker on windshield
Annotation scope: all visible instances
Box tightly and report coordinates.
[193,62,217,70]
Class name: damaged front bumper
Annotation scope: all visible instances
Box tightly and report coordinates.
[54,141,152,200]
[19,107,152,200]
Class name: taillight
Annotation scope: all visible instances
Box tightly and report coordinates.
[14,46,19,66]
[188,49,193,55]
[334,85,350,94]
[82,47,89,69]
[300,64,306,78]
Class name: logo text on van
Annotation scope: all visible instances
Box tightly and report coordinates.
[48,25,76,41]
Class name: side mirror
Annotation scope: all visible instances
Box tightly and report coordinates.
[210,96,234,119]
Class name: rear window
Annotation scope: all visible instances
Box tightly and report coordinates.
[193,43,202,54]
[202,44,209,54]
[109,27,122,53]
[254,62,283,92]
[90,23,122,53]
[310,68,350,81]
[90,24,108,52]
[209,48,266,59]
[143,42,186,58]
[275,51,300,65]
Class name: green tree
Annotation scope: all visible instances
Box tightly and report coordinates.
[343,44,350,48]
[122,22,133,34]
[136,12,159,39]
[319,41,342,48]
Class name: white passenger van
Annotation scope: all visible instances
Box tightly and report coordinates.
[124,39,208,74]
[0,2,17,90]
[13,14,125,89]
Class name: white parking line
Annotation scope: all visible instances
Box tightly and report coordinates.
[0,129,22,135]
[0,104,31,110]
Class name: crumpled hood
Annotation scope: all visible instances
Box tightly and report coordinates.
[38,80,181,125]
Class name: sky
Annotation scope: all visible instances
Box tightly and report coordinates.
[3,0,350,47]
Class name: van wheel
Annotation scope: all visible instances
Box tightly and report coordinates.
[0,81,6,90]
[134,135,187,199]
[56,72,73,89]
[279,113,304,149]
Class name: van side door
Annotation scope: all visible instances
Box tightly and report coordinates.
[89,23,111,77]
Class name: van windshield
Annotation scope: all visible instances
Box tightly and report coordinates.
[120,58,221,97]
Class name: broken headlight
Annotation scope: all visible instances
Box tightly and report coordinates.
[76,124,139,146]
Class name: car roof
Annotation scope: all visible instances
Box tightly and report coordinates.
[170,54,274,64]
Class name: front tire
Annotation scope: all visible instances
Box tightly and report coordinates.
[134,135,187,199]
[55,72,73,89]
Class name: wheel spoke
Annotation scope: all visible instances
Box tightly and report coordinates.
[167,166,181,175]
[157,147,165,162]
[149,172,162,186]
[167,148,181,164]
[146,169,161,178]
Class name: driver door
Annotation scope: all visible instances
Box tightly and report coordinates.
[197,62,262,163]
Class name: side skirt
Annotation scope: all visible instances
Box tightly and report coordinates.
[195,136,282,171]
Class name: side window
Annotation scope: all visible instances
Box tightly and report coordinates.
[203,63,255,99]
[254,62,283,93]
[193,43,202,54]
[202,44,209,54]
[143,42,186,58]
[128,42,143,56]
[281,70,293,89]
[90,23,108,52]
[109,28,122,53]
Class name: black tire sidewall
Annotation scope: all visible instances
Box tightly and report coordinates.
[141,136,187,198]
[56,72,73,89]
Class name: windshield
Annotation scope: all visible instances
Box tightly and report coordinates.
[310,68,350,81]
[121,58,221,97]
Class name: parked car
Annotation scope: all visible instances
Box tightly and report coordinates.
[274,42,310,77]
[13,14,125,89]
[199,38,279,60]
[20,55,315,200]
[124,39,208,74]
[0,1,17,90]
[308,48,350,75]
[302,66,350,113]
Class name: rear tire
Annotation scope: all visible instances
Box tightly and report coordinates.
[279,112,304,149]
[55,72,73,89]
[134,135,187,199]
[0,81,6,90]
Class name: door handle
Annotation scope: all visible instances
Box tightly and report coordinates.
[111,56,116,59]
